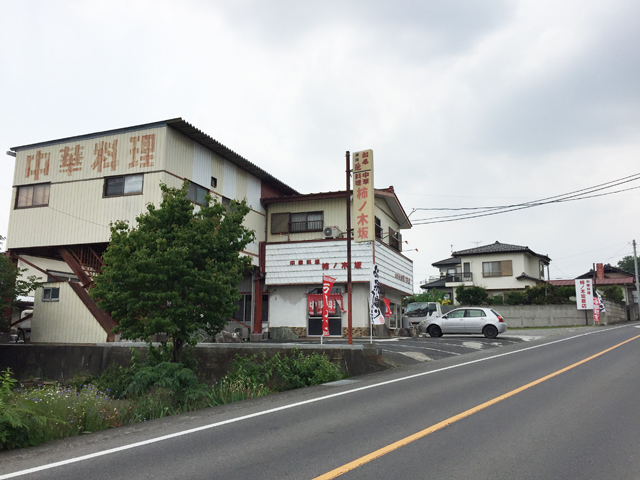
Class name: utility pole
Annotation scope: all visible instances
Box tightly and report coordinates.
[346,151,353,344]
[633,240,640,320]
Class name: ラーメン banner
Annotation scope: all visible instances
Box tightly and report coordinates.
[353,149,374,243]
[322,275,336,336]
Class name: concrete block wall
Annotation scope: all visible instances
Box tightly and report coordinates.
[491,305,588,328]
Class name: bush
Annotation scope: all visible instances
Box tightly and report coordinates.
[490,295,504,306]
[505,291,526,305]
[600,285,624,302]
[455,285,489,305]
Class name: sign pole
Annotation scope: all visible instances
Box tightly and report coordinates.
[346,151,353,345]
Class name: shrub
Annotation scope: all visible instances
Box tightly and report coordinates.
[505,291,526,305]
[600,286,624,302]
[490,295,504,306]
[455,285,489,306]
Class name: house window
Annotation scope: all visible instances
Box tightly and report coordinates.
[15,183,50,208]
[185,181,209,206]
[482,260,513,277]
[46,271,79,283]
[104,174,143,197]
[233,294,252,323]
[271,212,324,234]
[211,177,218,188]
[539,261,546,279]
[389,228,401,251]
[375,217,383,239]
[42,287,60,302]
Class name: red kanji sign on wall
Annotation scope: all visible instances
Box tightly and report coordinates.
[352,149,374,243]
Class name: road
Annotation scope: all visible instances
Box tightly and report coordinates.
[2,324,639,479]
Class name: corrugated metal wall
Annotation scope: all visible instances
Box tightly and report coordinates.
[31,282,107,343]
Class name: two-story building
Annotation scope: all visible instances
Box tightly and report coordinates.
[262,187,413,338]
[6,118,296,343]
[421,241,550,304]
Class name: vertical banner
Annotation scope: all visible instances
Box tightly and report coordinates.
[597,291,606,313]
[593,293,600,323]
[322,275,336,336]
[575,279,593,310]
[370,264,385,324]
[353,149,374,243]
[382,298,392,318]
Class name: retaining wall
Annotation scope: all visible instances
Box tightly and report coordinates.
[0,343,384,383]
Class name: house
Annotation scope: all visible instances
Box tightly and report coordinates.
[6,118,296,343]
[262,187,413,338]
[549,263,639,321]
[421,241,550,304]
[6,119,414,342]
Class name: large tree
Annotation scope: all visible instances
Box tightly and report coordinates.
[617,255,639,274]
[91,183,254,363]
[0,253,41,332]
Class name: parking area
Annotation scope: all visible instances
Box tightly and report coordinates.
[314,326,602,367]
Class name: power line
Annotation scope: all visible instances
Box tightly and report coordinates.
[411,173,640,225]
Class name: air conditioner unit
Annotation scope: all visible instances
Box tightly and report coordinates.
[323,226,341,239]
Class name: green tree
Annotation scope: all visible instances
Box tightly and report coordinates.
[599,285,624,302]
[403,289,448,306]
[0,254,41,333]
[91,183,255,363]
[455,285,489,306]
[617,255,639,274]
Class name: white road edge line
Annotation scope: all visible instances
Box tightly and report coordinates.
[0,325,629,479]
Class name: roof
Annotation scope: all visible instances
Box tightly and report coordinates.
[262,186,412,229]
[576,263,636,279]
[432,257,461,268]
[550,277,635,286]
[453,241,551,262]
[420,277,448,289]
[516,273,546,284]
[11,118,298,197]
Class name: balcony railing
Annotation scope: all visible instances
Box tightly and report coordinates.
[444,273,473,283]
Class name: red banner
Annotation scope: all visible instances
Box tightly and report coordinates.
[593,293,600,323]
[382,298,392,318]
[322,275,336,336]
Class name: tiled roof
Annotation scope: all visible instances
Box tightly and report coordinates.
[549,277,635,286]
[432,257,461,267]
[420,277,448,289]
[453,241,551,262]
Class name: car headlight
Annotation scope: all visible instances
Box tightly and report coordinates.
[419,320,425,326]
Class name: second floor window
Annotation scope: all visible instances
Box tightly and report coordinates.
[16,183,50,208]
[186,181,209,206]
[104,174,143,197]
[482,260,513,277]
[271,212,324,234]
[375,217,383,239]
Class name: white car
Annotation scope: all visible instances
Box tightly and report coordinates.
[418,307,506,339]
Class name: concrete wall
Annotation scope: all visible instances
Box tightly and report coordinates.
[487,300,631,327]
[0,343,385,384]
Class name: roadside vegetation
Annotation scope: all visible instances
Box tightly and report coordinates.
[0,349,346,451]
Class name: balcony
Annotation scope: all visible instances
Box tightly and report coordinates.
[444,272,473,284]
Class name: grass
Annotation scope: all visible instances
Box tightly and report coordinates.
[0,349,346,450]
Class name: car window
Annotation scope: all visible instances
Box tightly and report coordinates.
[445,310,465,318]
[465,309,486,317]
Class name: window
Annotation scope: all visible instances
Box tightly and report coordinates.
[389,228,401,251]
[42,287,60,302]
[47,271,79,283]
[482,260,513,277]
[211,177,218,188]
[465,309,486,317]
[539,261,546,279]
[271,212,324,234]
[375,217,383,239]
[291,212,323,232]
[185,181,209,206]
[104,174,143,197]
[16,183,50,208]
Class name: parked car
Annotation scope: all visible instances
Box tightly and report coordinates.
[418,307,506,339]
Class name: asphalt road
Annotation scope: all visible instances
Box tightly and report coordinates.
[2,324,639,479]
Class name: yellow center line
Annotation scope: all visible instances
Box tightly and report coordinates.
[313,334,640,480]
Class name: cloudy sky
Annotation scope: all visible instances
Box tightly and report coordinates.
[1,0,638,290]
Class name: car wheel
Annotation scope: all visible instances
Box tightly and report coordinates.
[483,325,498,339]
[427,325,443,338]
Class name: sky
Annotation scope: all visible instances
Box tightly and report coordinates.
[1,0,638,291]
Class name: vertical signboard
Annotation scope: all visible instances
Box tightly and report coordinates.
[322,275,336,336]
[596,263,604,280]
[575,279,593,310]
[353,149,374,243]
[370,264,385,325]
